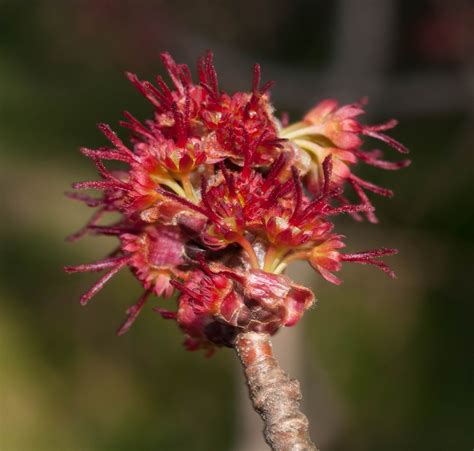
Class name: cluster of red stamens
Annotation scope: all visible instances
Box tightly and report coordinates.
[66,52,409,354]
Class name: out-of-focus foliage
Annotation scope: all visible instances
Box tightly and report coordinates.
[0,1,472,450]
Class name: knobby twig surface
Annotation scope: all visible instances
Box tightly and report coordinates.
[235,331,317,451]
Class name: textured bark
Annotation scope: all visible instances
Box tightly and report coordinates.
[234,331,317,451]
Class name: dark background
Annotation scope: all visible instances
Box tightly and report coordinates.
[0,1,473,450]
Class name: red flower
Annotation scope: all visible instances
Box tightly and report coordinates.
[308,235,398,285]
[66,51,407,353]
[159,260,315,353]
[280,98,411,222]
[121,225,187,298]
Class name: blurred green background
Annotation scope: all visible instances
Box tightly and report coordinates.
[1,1,473,450]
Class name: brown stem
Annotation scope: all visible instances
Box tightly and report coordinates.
[234,331,318,451]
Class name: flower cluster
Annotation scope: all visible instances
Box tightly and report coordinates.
[66,52,408,354]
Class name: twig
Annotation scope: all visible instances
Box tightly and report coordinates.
[234,331,317,451]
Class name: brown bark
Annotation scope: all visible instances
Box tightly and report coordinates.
[234,331,317,451]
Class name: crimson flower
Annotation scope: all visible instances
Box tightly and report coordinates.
[66,51,409,354]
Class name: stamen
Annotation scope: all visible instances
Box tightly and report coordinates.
[353,150,411,170]
[120,111,155,140]
[154,76,174,107]
[241,128,264,179]
[80,147,134,163]
[341,249,398,278]
[350,175,393,197]
[336,194,363,222]
[298,185,342,223]
[260,80,275,94]
[199,178,222,224]
[343,248,398,259]
[172,103,187,147]
[79,258,130,305]
[153,307,178,320]
[65,191,103,208]
[195,253,211,273]
[87,225,136,235]
[156,187,208,216]
[65,255,129,273]
[262,153,286,190]
[364,119,398,132]
[66,207,107,242]
[324,203,373,216]
[349,177,378,223]
[199,51,219,100]
[219,162,236,197]
[206,51,219,98]
[125,72,161,109]
[363,128,409,154]
[290,167,303,222]
[263,137,287,148]
[97,123,135,158]
[197,55,206,87]
[160,52,184,93]
[72,180,130,191]
[117,291,152,336]
[170,279,201,301]
[252,63,261,93]
[184,86,191,130]
[93,159,118,182]
[178,64,192,87]
[265,179,293,208]
[142,80,170,107]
